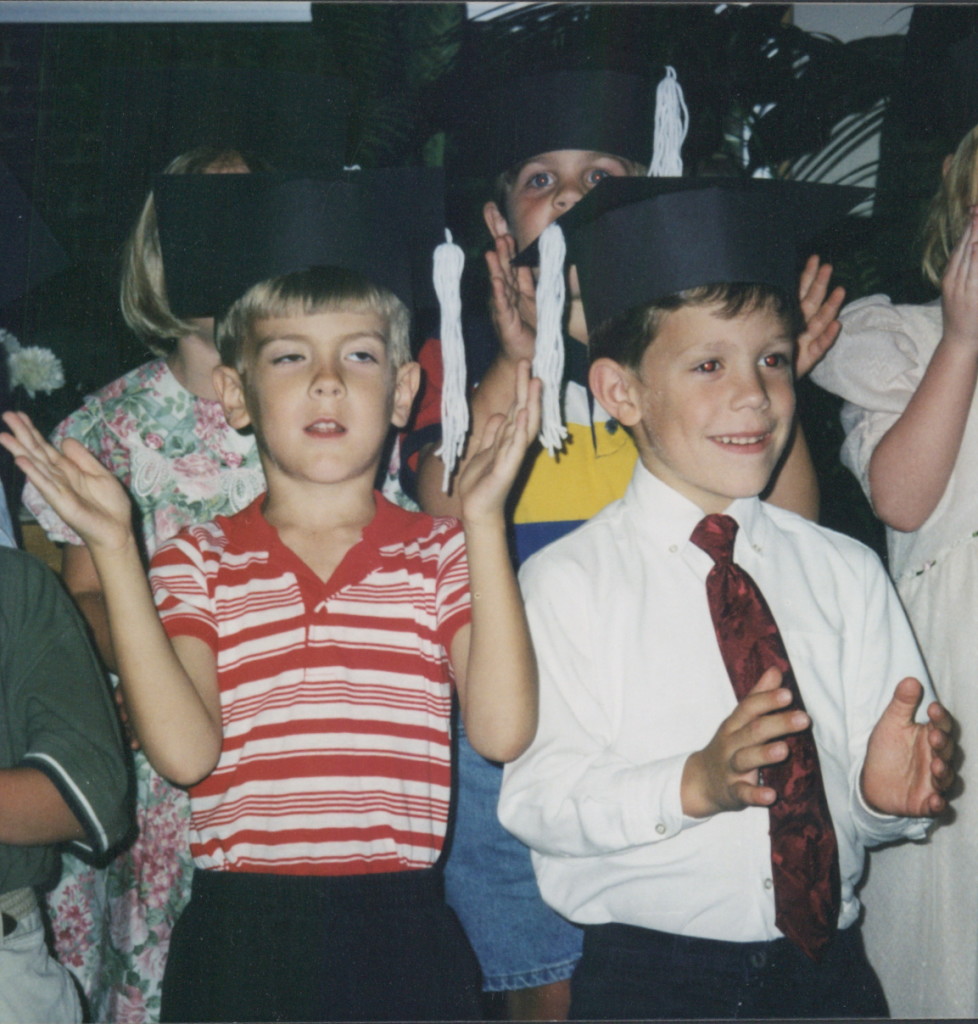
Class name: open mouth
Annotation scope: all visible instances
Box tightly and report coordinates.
[305,419,346,437]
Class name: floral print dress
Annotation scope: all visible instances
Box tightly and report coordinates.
[24,359,264,1023]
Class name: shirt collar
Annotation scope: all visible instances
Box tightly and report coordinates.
[223,491,429,596]
[624,461,768,559]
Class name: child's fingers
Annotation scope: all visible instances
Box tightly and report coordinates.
[478,412,505,454]
[1,410,52,463]
[797,253,819,301]
[730,779,779,808]
[729,734,791,777]
[798,255,831,313]
[946,210,978,283]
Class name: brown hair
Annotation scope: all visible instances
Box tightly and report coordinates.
[588,282,805,371]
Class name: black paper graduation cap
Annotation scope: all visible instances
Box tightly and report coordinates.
[100,68,350,240]
[516,176,866,337]
[0,158,69,308]
[154,168,446,320]
[462,68,659,179]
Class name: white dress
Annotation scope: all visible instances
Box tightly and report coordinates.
[812,295,978,1019]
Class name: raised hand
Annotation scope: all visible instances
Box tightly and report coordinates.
[796,254,846,378]
[861,676,956,818]
[486,231,539,364]
[0,411,135,552]
[941,206,978,353]
[681,667,813,818]
[456,359,541,527]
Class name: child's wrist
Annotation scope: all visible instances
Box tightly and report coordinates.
[89,532,141,564]
[461,510,506,535]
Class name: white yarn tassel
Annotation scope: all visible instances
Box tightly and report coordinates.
[433,229,468,492]
[533,222,568,455]
[649,66,688,177]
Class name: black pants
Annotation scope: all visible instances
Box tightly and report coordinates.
[160,867,482,1023]
[571,921,888,1020]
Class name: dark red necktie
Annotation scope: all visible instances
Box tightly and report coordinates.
[690,512,840,961]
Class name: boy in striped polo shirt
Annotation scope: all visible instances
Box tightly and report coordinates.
[1,172,540,1023]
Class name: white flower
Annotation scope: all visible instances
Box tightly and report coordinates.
[9,346,65,398]
[0,329,21,354]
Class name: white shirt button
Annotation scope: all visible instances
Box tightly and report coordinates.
[668,544,678,554]
[763,877,774,890]
[655,823,667,835]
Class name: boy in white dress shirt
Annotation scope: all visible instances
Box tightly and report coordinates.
[497,177,956,1020]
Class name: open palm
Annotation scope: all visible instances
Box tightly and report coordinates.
[0,411,135,552]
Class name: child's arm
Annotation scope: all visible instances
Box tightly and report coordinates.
[417,230,538,517]
[0,769,87,844]
[866,208,978,532]
[0,412,222,787]
[448,360,540,763]
[860,676,955,817]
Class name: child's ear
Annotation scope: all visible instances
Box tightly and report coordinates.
[589,358,643,428]
[483,201,512,241]
[390,361,421,429]
[212,364,252,430]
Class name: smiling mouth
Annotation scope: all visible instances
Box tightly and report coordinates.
[712,432,770,448]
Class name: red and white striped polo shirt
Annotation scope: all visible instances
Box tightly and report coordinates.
[150,493,471,876]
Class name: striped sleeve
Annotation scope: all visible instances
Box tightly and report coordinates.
[151,526,221,650]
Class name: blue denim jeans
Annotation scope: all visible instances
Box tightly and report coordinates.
[444,724,582,991]
[571,921,888,1020]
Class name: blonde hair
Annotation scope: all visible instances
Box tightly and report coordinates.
[921,125,978,288]
[119,147,257,356]
[216,266,412,372]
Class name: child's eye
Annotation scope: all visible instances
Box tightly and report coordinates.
[525,171,554,190]
[270,352,303,365]
[347,350,379,364]
[585,167,613,187]
[695,359,721,373]
[761,352,791,369]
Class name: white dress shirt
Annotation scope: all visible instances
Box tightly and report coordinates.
[499,463,934,944]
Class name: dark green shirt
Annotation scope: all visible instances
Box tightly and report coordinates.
[0,548,132,893]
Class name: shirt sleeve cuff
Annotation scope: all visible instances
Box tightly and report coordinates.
[851,760,931,845]
[625,752,711,844]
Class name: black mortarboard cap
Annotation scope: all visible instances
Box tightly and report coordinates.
[155,169,446,319]
[456,69,656,179]
[516,176,865,335]
[0,158,69,308]
[100,68,350,239]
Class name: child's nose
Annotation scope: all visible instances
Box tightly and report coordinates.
[732,369,770,409]
[311,362,344,396]
[553,181,584,210]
